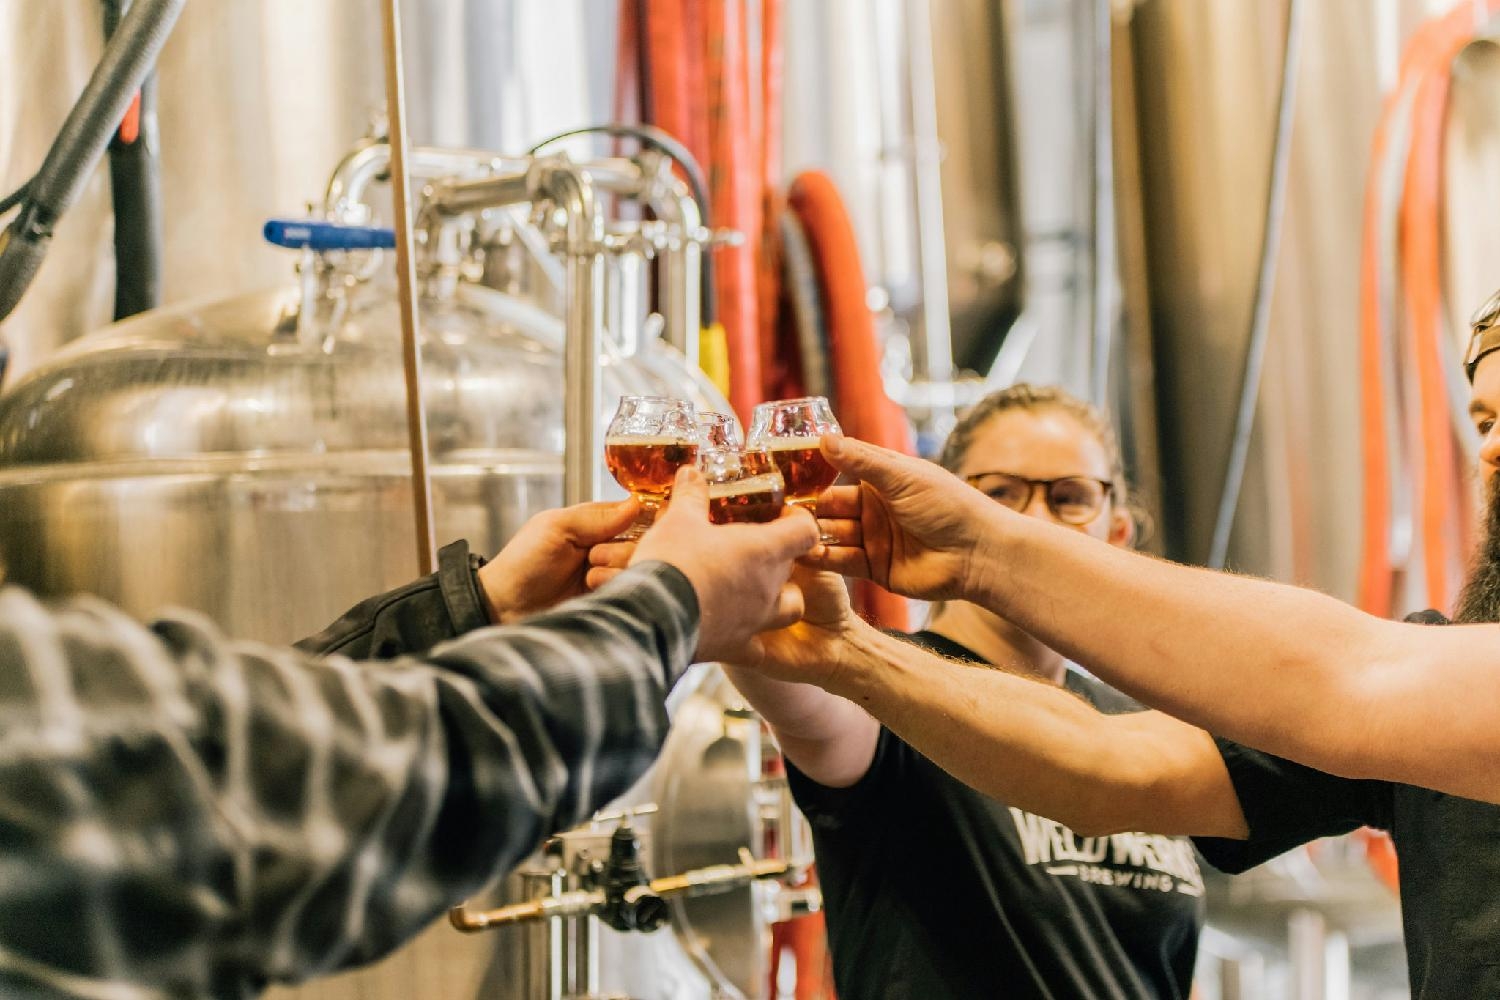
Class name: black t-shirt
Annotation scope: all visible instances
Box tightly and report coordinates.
[786,632,1205,999]
[1195,739,1500,997]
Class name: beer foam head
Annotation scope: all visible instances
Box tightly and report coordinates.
[604,435,698,447]
[709,472,785,497]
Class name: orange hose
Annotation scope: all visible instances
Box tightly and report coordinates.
[757,0,788,402]
[1358,2,1498,614]
[706,0,763,420]
[788,170,913,630]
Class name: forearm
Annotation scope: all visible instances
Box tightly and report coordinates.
[722,662,878,787]
[831,622,1241,836]
[0,565,698,993]
[967,512,1424,782]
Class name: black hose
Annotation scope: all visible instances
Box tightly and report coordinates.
[1206,0,1303,570]
[527,122,717,327]
[0,180,30,217]
[104,0,165,321]
[0,0,184,323]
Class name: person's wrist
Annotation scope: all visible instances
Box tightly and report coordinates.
[476,562,517,624]
[959,504,1013,606]
[823,618,887,701]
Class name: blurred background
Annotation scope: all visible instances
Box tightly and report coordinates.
[5,1,1499,997]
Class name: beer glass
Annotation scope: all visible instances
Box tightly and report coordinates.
[605,395,700,539]
[703,447,787,525]
[746,396,841,540]
[698,411,744,452]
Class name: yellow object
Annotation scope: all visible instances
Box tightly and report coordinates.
[699,322,731,398]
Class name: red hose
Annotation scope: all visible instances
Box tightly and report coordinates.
[705,0,763,420]
[1358,2,1498,615]
[788,170,913,630]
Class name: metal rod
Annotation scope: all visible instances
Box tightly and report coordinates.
[448,854,794,932]
[1207,0,1302,570]
[543,165,606,506]
[905,0,955,388]
[381,0,437,575]
[1088,0,1117,408]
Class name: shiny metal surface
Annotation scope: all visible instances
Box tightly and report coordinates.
[1129,0,1397,589]
[649,672,767,998]
[0,282,670,642]
[379,0,439,573]
[0,127,750,997]
[0,0,617,380]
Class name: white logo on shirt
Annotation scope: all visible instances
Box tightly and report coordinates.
[1008,808,1205,897]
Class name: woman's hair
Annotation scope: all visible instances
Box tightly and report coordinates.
[938,382,1132,512]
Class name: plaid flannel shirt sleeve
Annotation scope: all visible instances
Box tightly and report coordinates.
[0,561,698,1000]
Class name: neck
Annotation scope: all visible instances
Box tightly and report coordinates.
[925,601,1067,685]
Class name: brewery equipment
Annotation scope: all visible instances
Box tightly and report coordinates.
[0,138,810,999]
[0,137,717,640]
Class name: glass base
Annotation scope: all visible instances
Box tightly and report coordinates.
[788,498,839,545]
[614,503,658,541]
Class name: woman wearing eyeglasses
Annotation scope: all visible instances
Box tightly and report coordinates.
[722,384,1204,998]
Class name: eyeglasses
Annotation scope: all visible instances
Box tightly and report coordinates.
[964,472,1113,524]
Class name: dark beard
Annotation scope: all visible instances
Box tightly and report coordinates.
[1454,475,1500,623]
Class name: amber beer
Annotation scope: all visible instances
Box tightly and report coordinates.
[709,473,786,524]
[766,441,839,504]
[605,437,699,502]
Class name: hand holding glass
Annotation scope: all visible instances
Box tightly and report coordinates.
[703,447,787,525]
[605,395,700,539]
[746,396,841,541]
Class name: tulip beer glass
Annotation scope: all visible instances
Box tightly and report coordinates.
[605,395,700,539]
[746,396,841,540]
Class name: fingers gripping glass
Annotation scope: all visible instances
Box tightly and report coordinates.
[746,396,841,543]
[605,395,700,539]
[965,473,1114,524]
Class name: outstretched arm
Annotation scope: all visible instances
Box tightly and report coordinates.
[0,468,819,997]
[811,435,1500,803]
[0,565,698,996]
[737,569,1248,838]
[592,538,879,788]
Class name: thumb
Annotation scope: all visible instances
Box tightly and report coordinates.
[661,465,708,522]
[760,504,821,560]
[561,498,641,545]
[821,434,927,495]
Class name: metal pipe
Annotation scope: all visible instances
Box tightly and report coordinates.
[424,169,535,218]
[449,853,793,931]
[648,166,705,361]
[1087,0,1118,408]
[380,0,437,575]
[905,0,955,389]
[323,143,527,220]
[1207,0,1303,570]
[544,166,607,506]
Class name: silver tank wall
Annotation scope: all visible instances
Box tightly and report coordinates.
[1129,0,1500,600]
[0,0,619,379]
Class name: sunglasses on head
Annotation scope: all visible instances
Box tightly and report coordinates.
[964,472,1114,524]
[1466,288,1500,381]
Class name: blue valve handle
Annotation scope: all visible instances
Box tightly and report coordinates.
[263,218,395,251]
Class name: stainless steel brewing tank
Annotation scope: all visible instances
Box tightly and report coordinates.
[0,280,727,644]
